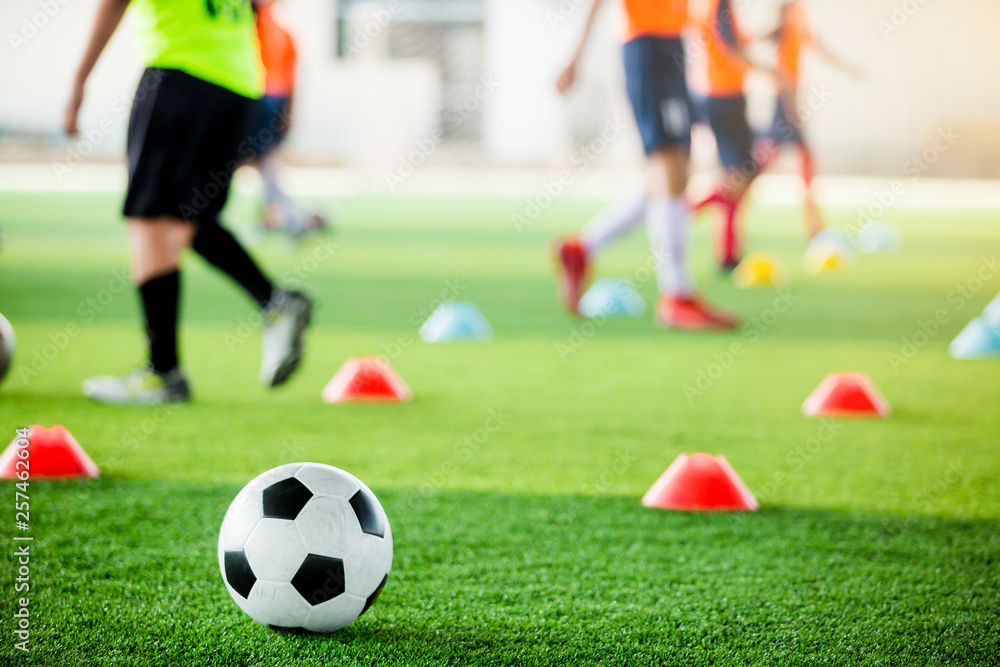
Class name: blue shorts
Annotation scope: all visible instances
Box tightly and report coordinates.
[765,98,805,146]
[622,36,692,155]
[247,95,290,160]
[693,94,755,171]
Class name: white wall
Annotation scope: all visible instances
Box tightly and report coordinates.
[1,0,144,156]
[0,0,441,174]
[2,0,999,176]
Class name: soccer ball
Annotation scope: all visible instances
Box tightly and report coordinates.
[0,313,15,386]
[218,463,392,633]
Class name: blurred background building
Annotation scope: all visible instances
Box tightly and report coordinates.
[1,0,998,179]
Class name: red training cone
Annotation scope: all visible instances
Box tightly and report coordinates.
[642,453,759,512]
[0,425,100,479]
[322,356,412,403]
[802,372,890,418]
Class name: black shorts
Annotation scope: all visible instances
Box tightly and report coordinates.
[622,36,692,155]
[693,94,756,171]
[123,68,257,226]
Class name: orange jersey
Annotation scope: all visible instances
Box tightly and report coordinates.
[623,0,689,42]
[692,0,748,97]
[776,3,813,83]
[256,3,297,97]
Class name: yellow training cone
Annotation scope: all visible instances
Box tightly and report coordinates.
[802,244,851,274]
[732,253,788,288]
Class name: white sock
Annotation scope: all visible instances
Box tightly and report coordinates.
[580,191,646,256]
[645,196,694,297]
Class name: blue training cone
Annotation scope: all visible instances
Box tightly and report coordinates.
[578,278,646,318]
[949,318,1000,360]
[420,302,494,343]
[856,222,901,254]
[811,228,856,260]
[982,293,1000,330]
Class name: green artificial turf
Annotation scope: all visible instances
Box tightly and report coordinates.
[0,188,999,666]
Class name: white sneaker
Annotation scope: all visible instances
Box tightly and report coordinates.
[83,366,190,405]
[260,290,313,388]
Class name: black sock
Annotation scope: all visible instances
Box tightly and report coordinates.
[192,224,275,309]
[139,271,180,375]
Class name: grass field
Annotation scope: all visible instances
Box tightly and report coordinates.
[1,187,999,666]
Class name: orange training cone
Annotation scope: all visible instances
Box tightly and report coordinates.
[322,356,412,403]
[642,453,759,511]
[0,425,100,479]
[802,372,890,418]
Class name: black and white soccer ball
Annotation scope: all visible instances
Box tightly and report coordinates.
[0,313,14,386]
[218,463,392,633]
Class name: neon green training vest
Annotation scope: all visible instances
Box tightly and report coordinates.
[131,0,263,99]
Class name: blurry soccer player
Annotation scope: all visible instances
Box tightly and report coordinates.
[756,1,862,240]
[554,0,738,330]
[65,0,312,404]
[250,0,326,238]
[690,0,773,269]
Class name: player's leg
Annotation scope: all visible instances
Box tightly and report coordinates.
[251,95,324,238]
[257,150,302,234]
[753,99,788,175]
[580,191,647,255]
[768,92,824,240]
[645,145,693,298]
[637,38,738,330]
[190,86,313,387]
[83,69,203,404]
[797,141,824,239]
[83,217,193,404]
[554,190,646,314]
[690,95,729,212]
[84,68,311,404]
[705,95,758,269]
[645,145,737,330]
[193,217,314,386]
[191,224,275,309]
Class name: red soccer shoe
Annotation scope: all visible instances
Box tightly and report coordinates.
[655,295,740,331]
[553,236,590,315]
